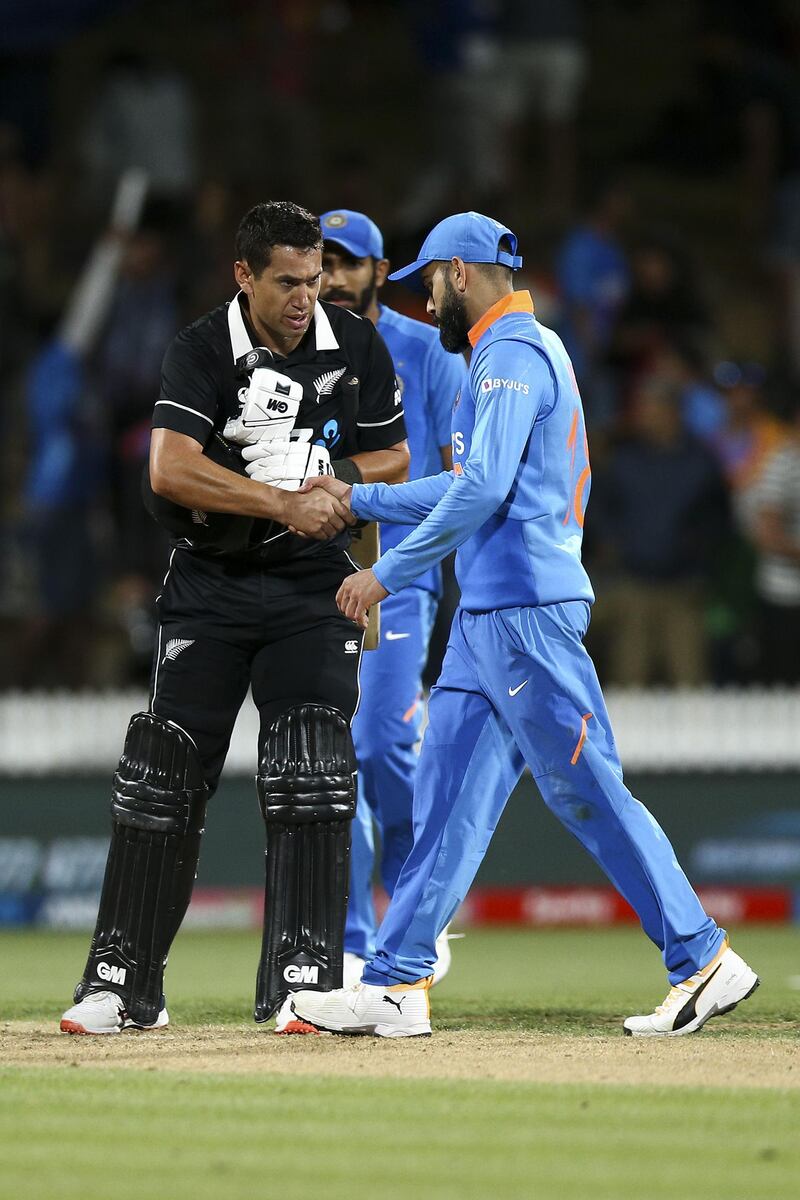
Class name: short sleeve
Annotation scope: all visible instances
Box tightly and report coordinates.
[355,324,407,451]
[153,329,219,445]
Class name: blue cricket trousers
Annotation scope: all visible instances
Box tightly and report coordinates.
[346,587,437,958]
[362,601,723,987]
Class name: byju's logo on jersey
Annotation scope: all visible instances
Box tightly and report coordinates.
[481,377,530,395]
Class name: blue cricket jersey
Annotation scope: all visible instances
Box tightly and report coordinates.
[352,291,595,612]
[375,304,466,595]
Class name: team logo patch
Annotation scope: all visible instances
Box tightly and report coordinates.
[163,638,195,662]
[313,367,346,400]
[481,377,530,395]
[324,213,347,228]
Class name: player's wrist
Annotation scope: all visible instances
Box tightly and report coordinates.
[256,481,292,524]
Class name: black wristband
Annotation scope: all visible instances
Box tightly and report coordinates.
[332,458,363,486]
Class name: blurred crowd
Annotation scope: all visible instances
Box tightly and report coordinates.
[1,0,799,689]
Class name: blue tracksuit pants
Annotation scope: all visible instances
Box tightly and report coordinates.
[362,601,724,987]
[346,586,437,959]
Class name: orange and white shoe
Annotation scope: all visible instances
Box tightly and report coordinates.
[274,993,321,1035]
[289,977,433,1038]
[60,991,169,1035]
[623,940,759,1037]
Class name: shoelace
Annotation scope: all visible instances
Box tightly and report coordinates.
[656,978,698,1015]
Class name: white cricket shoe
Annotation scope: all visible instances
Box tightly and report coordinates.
[343,952,366,988]
[273,953,367,1034]
[432,926,453,986]
[623,941,759,1037]
[289,977,433,1038]
[60,991,169,1035]
[274,992,321,1035]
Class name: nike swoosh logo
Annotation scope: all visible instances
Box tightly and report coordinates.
[508,681,528,697]
[385,632,410,641]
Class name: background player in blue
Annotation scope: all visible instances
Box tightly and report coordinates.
[318,209,466,985]
[289,212,760,1039]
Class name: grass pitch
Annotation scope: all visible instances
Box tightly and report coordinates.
[1,926,798,1200]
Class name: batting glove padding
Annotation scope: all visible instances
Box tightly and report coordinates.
[223,367,304,445]
[241,436,333,491]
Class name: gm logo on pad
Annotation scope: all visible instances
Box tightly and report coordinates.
[283,963,319,984]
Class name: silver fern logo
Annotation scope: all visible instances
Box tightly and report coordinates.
[313,367,346,401]
[163,638,195,662]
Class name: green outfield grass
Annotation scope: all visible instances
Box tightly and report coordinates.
[1,926,798,1200]
[1,1068,798,1200]
[0,924,796,1030]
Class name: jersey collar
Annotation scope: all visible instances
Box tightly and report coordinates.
[467,290,534,349]
[226,292,340,360]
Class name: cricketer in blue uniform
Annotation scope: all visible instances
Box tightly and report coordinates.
[319,210,466,963]
[290,213,757,1040]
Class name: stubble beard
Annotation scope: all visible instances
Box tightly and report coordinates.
[323,264,377,316]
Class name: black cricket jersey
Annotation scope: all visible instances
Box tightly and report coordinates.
[151,293,406,566]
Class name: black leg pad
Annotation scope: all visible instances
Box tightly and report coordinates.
[75,713,208,1027]
[254,705,357,1021]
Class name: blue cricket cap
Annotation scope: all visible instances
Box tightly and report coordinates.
[319,210,384,259]
[388,212,523,282]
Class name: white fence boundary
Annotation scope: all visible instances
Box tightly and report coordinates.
[1,688,800,775]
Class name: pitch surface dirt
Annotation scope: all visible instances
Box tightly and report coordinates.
[3,1022,798,1089]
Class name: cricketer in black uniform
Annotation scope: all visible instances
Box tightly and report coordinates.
[61,202,409,1034]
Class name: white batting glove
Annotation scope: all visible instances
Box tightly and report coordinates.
[241,435,333,492]
[223,367,304,445]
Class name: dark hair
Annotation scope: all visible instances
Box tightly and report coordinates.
[473,234,514,284]
[235,200,322,276]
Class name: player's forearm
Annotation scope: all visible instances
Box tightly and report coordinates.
[149,445,289,523]
[370,387,535,591]
[352,471,453,524]
[373,472,501,593]
[348,441,410,483]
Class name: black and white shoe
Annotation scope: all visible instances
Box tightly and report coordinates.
[623,941,759,1037]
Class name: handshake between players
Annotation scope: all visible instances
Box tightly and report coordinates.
[298,473,389,627]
